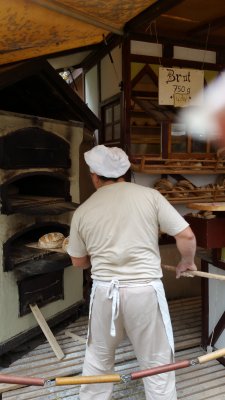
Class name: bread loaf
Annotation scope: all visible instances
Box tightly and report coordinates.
[154,178,173,190]
[62,236,70,253]
[38,232,65,249]
[176,180,195,190]
[217,147,225,159]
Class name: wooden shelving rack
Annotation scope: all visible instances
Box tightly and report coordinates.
[157,188,225,204]
[131,156,225,175]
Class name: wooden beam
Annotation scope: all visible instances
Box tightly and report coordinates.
[208,310,225,347]
[124,0,185,33]
[188,15,225,36]
[130,32,225,52]
[130,54,225,72]
[201,260,209,349]
[131,64,158,89]
[31,0,123,35]
[29,303,65,360]
[82,34,121,73]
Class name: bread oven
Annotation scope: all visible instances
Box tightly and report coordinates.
[0,60,100,355]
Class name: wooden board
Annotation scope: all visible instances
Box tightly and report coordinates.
[187,202,225,211]
[29,304,65,361]
[26,243,66,254]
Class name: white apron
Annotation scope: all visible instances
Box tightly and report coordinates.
[88,278,174,353]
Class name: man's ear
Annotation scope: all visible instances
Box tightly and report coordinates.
[90,173,101,189]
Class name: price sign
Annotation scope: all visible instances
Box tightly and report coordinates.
[158,67,204,107]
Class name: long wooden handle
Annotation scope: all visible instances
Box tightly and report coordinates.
[198,348,225,363]
[162,264,225,282]
[55,374,121,385]
[0,374,45,386]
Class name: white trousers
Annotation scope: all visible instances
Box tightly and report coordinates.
[80,283,177,400]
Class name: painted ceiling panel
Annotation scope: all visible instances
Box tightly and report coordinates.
[1,0,225,67]
[57,0,153,28]
[0,0,156,66]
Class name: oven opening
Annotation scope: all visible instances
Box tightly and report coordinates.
[18,270,64,316]
[3,222,71,274]
[0,127,71,169]
[1,173,77,215]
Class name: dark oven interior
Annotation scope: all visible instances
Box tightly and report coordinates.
[3,222,71,274]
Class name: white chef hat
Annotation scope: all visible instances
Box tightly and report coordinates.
[84,145,131,178]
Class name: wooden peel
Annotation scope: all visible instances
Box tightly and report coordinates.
[0,374,45,386]
[56,374,121,385]
[162,264,225,282]
[55,347,225,385]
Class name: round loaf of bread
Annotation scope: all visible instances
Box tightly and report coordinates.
[38,232,65,249]
[154,178,173,190]
[170,186,186,198]
[177,180,195,190]
[62,236,70,253]
[217,147,225,159]
[191,162,202,169]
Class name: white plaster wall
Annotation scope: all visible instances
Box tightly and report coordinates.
[0,266,83,343]
[133,172,216,217]
[131,41,162,57]
[130,39,216,64]
[208,264,225,350]
[101,46,122,102]
[174,46,216,64]
[85,65,99,117]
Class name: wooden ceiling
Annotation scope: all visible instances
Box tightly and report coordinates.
[130,0,225,49]
[1,0,225,67]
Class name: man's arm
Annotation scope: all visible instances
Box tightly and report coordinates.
[70,255,91,270]
[174,226,197,278]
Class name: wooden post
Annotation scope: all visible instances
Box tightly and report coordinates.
[29,304,65,360]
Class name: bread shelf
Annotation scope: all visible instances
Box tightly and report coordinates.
[131,125,160,130]
[131,156,225,174]
[156,188,225,205]
[131,134,160,144]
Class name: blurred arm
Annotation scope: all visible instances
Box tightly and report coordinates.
[70,255,91,270]
[174,226,197,278]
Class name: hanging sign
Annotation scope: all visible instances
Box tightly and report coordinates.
[158,67,204,107]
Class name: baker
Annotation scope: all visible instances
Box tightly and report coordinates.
[67,145,197,400]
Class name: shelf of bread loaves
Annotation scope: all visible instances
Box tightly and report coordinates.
[154,178,225,204]
[131,157,225,174]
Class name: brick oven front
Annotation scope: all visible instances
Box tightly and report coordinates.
[0,59,100,355]
[0,110,94,355]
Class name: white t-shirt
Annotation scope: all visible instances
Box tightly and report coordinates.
[67,182,189,281]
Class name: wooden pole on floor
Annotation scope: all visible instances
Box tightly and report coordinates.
[29,303,65,361]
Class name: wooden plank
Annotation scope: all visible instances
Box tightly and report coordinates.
[29,304,65,361]
[187,201,225,211]
[26,243,65,253]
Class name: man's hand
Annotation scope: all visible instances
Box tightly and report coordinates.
[176,261,197,279]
